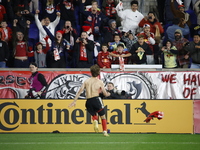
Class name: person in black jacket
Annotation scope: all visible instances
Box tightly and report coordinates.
[73,31,94,68]
[130,34,152,64]
[0,32,9,68]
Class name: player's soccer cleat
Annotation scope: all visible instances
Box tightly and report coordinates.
[103,131,109,137]
[93,120,99,133]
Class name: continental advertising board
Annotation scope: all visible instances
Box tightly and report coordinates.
[0,99,193,133]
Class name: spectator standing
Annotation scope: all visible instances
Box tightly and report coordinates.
[12,6,34,33]
[121,31,137,52]
[34,9,60,48]
[62,20,78,48]
[172,29,190,68]
[160,40,178,68]
[0,3,7,22]
[138,11,164,64]
[40,0,58,22]
[130,35,152,64]
[137,24,155,64]
[109,34,127,51]
[80,0,108,41]
[102,19,121,44]
[58,0,77,28]
[102,0,117,20]
[116,0,144,35]
[110,44,131,64]
[48,30,71,68]
[0,20,12,43]
[0,32,9,68]
[97,43,111,68]
[34,36,50,68]
[165,18,190,42]
[184,34,200,68]
[12,19,31,68]
[73,31,94,68]
[170,0,191,28]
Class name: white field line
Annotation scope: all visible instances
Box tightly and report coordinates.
[0,142,199,145]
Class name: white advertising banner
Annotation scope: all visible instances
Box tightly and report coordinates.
[100,71,200,99]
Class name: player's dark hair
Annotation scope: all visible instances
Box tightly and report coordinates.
[90,64,100,77]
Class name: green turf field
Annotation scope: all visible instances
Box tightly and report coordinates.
[0,133,199,150]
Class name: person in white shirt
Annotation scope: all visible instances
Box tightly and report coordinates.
[116,0,144,35]
[34,9,60,47]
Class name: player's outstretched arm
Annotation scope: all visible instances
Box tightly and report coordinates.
[68,83,85,108]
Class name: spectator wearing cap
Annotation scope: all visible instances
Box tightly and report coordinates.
[47,30,71,68]
[170,0,191,28]
[34,36,50,68]
[172,29,190,68]
[138,11,164,64]
[102,19,121,44]
[110,43,131,64]
[116,0,144,35]
[137,24,155,64]
[165,18,190,42]
[184,34,200,68]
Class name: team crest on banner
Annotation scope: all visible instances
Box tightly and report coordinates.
[100,72,157,99]
[45,74,91,99]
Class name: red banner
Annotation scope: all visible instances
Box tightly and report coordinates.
[194,100,200,133]
[0,71,91,99]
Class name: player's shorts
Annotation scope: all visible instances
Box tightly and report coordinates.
[85,96,105,116]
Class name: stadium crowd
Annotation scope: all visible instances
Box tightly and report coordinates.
[0,0,200,69]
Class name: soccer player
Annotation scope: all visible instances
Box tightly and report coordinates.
[68,64,110,136]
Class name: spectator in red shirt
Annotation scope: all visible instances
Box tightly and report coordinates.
[12,19,32,68]
[0,20,12,43]
[0,4,7,22]
[110,43,131,64]
[97,43,111,68]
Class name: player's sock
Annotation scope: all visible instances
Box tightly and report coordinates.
[92,115,98,121]
[93,120,99,133]
[101,119,107,132]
